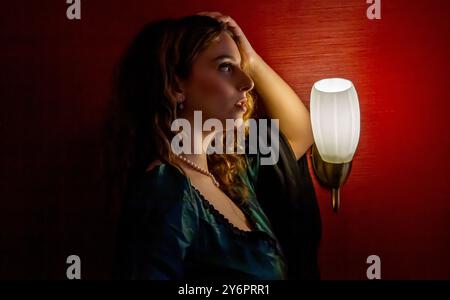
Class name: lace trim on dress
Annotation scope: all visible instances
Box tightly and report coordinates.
[191,186,263,237]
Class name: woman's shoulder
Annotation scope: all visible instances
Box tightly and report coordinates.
[126,161,195,214]
[143,160,186,188]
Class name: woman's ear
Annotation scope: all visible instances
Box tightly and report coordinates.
[172,75,186,104]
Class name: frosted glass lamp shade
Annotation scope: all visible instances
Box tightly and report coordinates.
[310,78,360,212]
[310,78,360,163]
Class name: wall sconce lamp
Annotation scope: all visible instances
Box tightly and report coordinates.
[310,78,360,212]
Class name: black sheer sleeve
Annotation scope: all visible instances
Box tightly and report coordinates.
[251,118,322,280]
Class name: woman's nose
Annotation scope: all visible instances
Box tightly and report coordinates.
[237,69,254,93]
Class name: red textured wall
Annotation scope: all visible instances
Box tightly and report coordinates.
[1,0,449,279]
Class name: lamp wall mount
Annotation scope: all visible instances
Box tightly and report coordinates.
[310,143,352,212]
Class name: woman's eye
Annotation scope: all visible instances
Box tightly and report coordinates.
[219,63,233,73]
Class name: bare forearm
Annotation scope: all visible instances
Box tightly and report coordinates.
[248,53,314,158]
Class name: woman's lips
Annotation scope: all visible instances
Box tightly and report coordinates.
[235,98,248,112]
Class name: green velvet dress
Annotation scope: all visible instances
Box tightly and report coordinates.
[116,137,289,280]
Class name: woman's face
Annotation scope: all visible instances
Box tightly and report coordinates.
[178,32,254,123]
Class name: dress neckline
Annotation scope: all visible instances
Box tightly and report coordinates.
[190,185,260,236]
[146,162,277,242]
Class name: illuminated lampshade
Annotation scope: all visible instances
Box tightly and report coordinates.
[310,78,360,212]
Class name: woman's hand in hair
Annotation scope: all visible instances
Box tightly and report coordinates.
[196,11,258,68]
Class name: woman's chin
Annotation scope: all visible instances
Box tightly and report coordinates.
[214,109,246,128]
[232,107,247,118]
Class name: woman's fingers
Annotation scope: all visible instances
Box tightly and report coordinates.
[196,11,256,60]
[196,11,233,24]
[196,12,238,27]
[196,11,223,18]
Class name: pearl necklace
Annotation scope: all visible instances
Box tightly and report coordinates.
[175,154,220,188]
[176,154,253,230]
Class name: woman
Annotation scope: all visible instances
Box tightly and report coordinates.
[104,12,320,280]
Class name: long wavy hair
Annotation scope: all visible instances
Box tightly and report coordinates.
[101,15,257,213]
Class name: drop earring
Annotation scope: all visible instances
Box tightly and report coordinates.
[178,95,185,110]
